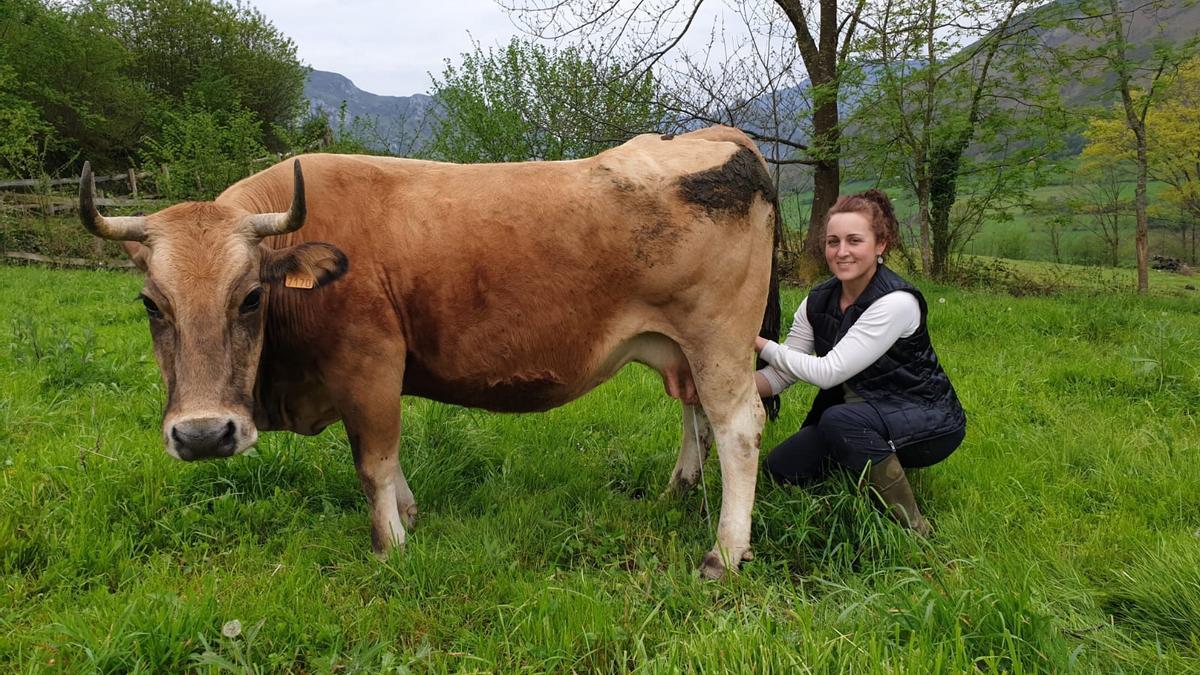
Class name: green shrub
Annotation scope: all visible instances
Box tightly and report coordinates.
[143,103,268,200]
[992,229,1028,260]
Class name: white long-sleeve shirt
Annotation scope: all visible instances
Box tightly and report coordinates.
[758,291,920,396]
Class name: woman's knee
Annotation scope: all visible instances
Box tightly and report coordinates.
[763,427,827,484]
[816,405,890,473]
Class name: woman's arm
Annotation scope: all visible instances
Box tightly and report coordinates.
[755,298,814,397]
[756,292,920,390]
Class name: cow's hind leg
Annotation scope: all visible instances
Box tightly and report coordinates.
[664,404,713,497]
[687,354,765,580]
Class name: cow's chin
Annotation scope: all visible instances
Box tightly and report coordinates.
[161,412,259,462]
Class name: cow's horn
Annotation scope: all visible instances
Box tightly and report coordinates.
[79,161,147,242]
[248,160,306,237]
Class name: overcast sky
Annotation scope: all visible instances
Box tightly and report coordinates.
[246,1,570,97]
[248,1,744,98]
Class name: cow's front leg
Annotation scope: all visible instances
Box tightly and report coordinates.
[346,406,407,555]
[331,356,409,555]
[664,404,713,497]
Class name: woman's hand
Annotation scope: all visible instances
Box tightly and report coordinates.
[754,336,771,354]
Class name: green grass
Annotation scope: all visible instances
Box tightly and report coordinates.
[1,263,1199,672]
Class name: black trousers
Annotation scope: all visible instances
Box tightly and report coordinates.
[764,402,965,485]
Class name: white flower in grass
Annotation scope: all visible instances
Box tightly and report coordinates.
[938,297,946,304]
[221,619,242,638]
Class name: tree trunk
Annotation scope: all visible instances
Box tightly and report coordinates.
[799,34,841,267]
[778,0,857,276]
[799,96,841,279]
[929,142,966,277]
[1134,141,1149,292]
[916,172,933,273]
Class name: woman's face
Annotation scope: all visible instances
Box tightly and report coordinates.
[825,212,886,285]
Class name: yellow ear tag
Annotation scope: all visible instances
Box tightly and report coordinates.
[284,273,316,289]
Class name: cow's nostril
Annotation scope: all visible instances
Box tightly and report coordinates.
[170,417,240,459]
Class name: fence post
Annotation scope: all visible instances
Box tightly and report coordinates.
[128,168,138,199]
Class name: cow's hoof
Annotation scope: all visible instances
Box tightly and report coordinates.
[699,548,752,580]
[662,471,698,499]
[700,551,727,580]
[400,503,419,530]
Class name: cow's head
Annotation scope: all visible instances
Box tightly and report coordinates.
[80,160,347,460]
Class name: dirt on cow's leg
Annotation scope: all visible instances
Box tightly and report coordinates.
[664,404,713,498]
[394,463,418,530]
[689,361,765,580]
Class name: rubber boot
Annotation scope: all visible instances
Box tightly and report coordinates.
[869,454,932,536]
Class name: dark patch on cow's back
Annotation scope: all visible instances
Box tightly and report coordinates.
[610,175,638,194]
[676,147,776,218]
[603,174,681,268]
[632,219,681,268]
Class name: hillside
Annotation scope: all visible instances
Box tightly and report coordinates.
[977,0,1200,108]
[303,70,437,155]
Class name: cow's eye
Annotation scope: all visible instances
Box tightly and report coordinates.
[140,295,163,319]
[239,288,262,314]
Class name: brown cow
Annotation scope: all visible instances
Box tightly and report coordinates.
[79,126,781,579]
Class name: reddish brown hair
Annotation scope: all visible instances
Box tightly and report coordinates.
[824,188,900,253]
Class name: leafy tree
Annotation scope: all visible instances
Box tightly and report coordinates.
[429,38,664,163]
[0,0,148,171]
[1070,160,1129,267]
[850,0,1066,277]
[0,0,306,174]
[143,102,268,200]
[99,0,308,152]
[1136,55,1200,264]
[1062,0,1197,291]
[0,65,54,180]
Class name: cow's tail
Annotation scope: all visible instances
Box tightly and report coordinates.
[758,193,783,421]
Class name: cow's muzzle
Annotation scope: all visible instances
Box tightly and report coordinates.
[168,415,251,460]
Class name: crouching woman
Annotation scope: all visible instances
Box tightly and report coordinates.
[753,189,966,535]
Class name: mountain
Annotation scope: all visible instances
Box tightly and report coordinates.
[303,70,437,155]
[1023,0,1200,107]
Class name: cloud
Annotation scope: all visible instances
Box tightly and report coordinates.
[249,0,524,96]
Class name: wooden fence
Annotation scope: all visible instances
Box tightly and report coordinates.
[0,169,151,193]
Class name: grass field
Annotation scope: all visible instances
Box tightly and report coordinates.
[2,263,1199,672]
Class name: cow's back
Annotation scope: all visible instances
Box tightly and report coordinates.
[222,129,777,412]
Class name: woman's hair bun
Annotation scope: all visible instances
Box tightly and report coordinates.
[858,188,897,230]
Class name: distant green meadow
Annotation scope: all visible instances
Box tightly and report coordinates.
[1,263,1198,672]
[779,177,1193,268]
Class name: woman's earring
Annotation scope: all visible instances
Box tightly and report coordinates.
[876,255,884,265]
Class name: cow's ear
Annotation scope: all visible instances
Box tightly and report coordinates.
[121,241,150,272]
[261,242,349,289]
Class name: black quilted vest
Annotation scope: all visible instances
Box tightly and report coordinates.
[801,265,966,447]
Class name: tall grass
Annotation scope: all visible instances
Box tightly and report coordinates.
[1,263,1198,672]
